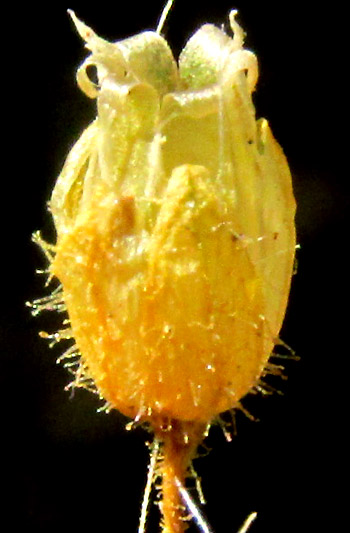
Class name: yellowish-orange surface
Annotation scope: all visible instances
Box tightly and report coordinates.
[40,9,296,532]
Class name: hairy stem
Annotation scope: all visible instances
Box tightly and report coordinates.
[154,420,207,533]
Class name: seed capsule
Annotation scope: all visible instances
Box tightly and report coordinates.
[49,10,295,424]
[33,8,296,532]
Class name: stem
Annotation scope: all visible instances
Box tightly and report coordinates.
[138,440,160,533]
[175,478,214,533]
[237,512,258,533]
[154,420,207,533]
[156,0,175,34]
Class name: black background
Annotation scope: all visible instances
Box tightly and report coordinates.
[2,1,348,531]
